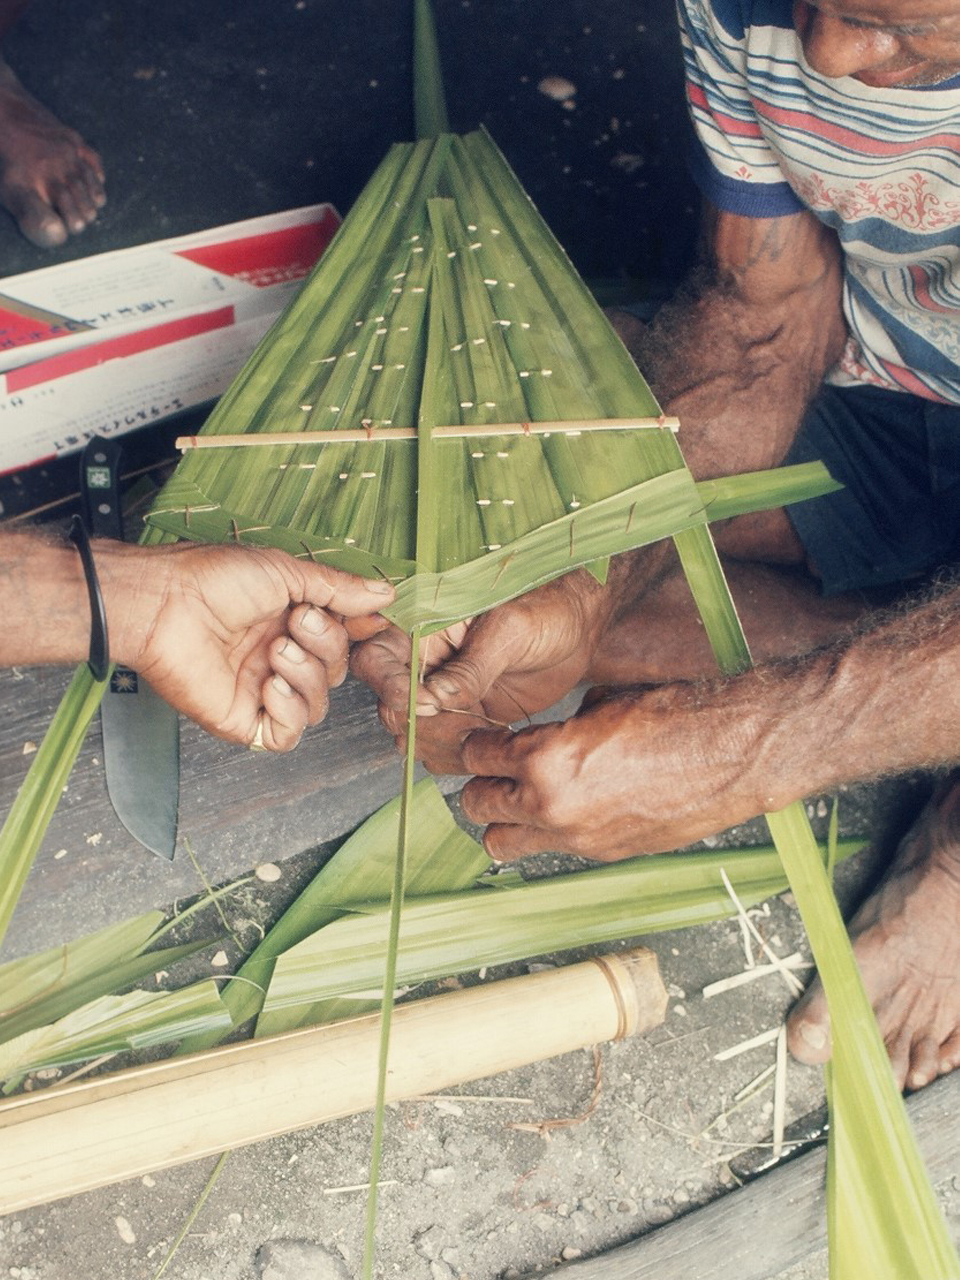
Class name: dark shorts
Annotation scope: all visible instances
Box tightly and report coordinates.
[783,383,960,596]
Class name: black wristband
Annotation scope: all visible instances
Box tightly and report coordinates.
[68,514,110,682]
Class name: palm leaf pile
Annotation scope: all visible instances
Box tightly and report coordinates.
[0,2,956,1277]
[0,776,861,1092]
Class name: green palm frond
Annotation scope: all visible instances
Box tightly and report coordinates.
[0,3,955,1275]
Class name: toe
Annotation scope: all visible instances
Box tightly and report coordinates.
[78,142,106,191]
[937,1028,960,1078]
[787,984,832,1065]
[905,1033,941,1091]
[70,156,107,221]
[5,187,67,247]
[885,1027,913,1091]
[49,176,99,235]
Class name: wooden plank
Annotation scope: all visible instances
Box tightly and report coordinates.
[0,657,580,963]
[528,1071,960,1279]
[0,664,427,961]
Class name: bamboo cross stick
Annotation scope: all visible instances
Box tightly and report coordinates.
[174,416,680,452]
[0,948,666,1216]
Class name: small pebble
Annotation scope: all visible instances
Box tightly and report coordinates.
[414,1226,444,1260]
[255,863,282,882]
[115,1216,136,1245]
[538,75,576,101]
[432,1098,463,1117]
[610,152,644,174]
[256,1240,351,1279]
[424,1166,456,1187]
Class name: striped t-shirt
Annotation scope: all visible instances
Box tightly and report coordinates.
[678,0,960,404]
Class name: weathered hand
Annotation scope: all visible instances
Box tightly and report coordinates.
[349,622,509,772]
[458,682,768,861]
[349,570,617,773]
[103,542,394,752]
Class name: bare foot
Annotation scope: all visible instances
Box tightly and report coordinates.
[787,776,960,1090]
[0,55,105,248]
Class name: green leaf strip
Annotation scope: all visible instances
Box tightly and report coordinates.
[766,807,960,1278]
[413,0,450,138]
[259,838,863,1017]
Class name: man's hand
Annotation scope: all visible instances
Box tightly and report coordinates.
[457,682,767,861]
[100,541,394,752]
[350,570,621,772]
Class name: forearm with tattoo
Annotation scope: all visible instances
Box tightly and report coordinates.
[611,206,847,481]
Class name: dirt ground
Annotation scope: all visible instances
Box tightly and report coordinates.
[0,3,958,1278]
[3,783,957,1280]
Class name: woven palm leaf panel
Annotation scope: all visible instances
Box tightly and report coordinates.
[147,130,699,630]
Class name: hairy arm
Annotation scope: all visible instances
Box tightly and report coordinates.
[612,202,847,479]
[0,528,393,750]
[459,583,960,861]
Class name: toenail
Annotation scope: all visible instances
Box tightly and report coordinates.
[798,1021,828,1051]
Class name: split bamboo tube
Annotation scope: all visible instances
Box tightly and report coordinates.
[0,948,666,1215]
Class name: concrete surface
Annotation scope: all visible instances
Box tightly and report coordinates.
[0,3,957,1280]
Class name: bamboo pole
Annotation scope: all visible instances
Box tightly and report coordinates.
[174,416,680,451]
[0,948,666,1215]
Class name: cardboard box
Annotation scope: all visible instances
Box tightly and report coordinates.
[0,204,340,475]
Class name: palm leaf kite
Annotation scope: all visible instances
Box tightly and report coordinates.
[0,2,956,1277]
[150,125,816,637]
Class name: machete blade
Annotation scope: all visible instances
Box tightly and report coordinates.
[80,436,179,860]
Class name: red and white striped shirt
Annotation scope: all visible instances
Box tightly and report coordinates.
[678,0,960,404]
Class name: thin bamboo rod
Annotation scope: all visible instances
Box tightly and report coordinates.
[174,417,680,452]
[0,948,666,1215]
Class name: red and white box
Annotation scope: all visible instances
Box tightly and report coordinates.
[0,203,340,475]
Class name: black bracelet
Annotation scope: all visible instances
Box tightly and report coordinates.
[68,514,110,681]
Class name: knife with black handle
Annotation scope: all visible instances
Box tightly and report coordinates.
[79,436,179,860]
